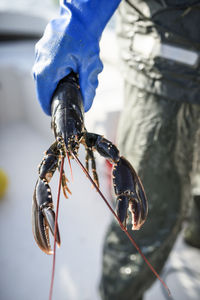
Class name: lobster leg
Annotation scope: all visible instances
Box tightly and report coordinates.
[32,142,61,254]
[84,133,148,230]
[61,171,72,199]
[85,147,99,188]
[58,160,71,199]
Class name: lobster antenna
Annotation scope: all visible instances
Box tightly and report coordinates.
[49,156,65,300]
[71,152,171,298]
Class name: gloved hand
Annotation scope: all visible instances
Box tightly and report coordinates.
[33,0,121,115]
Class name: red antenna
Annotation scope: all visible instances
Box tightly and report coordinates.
[71,152,171,298]
[49,156,65,300]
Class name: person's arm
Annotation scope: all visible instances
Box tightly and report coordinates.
[33,0,121,115]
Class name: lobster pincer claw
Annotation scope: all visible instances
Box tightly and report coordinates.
[83,132,148,230]
[113,157,148,230]
[32,178,61,255]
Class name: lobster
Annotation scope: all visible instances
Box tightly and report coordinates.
[32,72,170,298]
[32,72,148,255]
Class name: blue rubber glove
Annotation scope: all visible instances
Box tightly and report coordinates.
[33,0,121,115]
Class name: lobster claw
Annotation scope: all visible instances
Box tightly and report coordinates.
[114,157,148,230]
[32,178,61,254]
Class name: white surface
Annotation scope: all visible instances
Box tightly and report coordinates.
[0,12,49,35]
[0,0,58,20]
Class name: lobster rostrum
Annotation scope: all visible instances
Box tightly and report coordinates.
[32,72,148,255]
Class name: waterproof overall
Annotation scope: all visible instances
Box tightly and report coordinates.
[100,1,200,299]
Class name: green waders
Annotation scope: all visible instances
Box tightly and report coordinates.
[100,1,200,299]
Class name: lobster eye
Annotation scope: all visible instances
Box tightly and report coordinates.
[57,136,62,142]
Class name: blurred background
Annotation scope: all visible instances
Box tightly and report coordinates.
[0,1,200,300]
